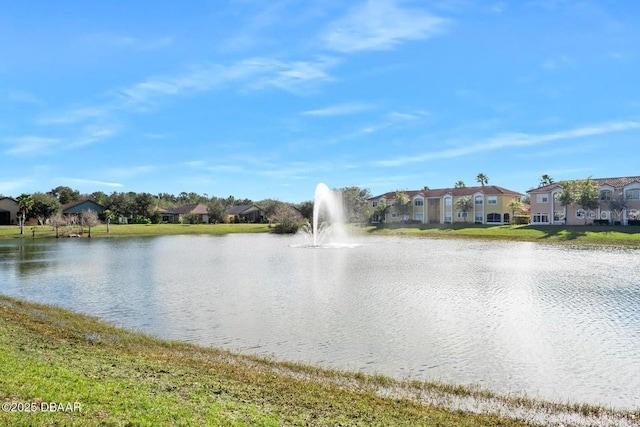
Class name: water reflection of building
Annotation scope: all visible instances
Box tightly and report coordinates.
[369,185,523,225]
[528,176,640,226]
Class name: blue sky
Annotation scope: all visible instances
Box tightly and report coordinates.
[1,0,639,202]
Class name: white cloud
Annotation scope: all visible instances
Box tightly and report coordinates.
[62,178,124,188]
[302,103,376,117]
[2,136,60,156]
[321,0,449,53]
[374,120,640,167]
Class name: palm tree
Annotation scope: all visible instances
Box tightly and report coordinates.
[454,180,466,189]
[539,174,555,187]
[508,199,523,224]
[16,193,34,235]
[103,209,115,233]
[455,196,473,223]
[476,173,489,187]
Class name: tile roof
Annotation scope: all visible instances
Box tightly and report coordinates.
[172,203,209,214]
[226,204,262,215]
[370,185,522,200]
[528,176,640,193]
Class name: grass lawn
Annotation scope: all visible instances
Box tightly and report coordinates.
[362,223,640,247]
[0,223,271,239]
[0,295,548,426]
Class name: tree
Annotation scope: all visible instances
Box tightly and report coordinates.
[454,180,466,189]
[133,192,155,218]
[49,186,80,205]
[476,173,489,187]
[104,192,134,218]
[207,198,227,224]
[539,174,555,187]
[576,178,599,225]
[31,192,61,225]
[454,196,473,223]
[103,209,115,233]
[80,210,100,237]
[297,200,314,221]
[555,180,576,224]
[608,192,627,225]
[393,191,412,222]
[508,199,523,224]
[339,186,372,224]
[16,193,34,235]
[373,200,390,223]
[50,213,65,238]
[271,204,303,234]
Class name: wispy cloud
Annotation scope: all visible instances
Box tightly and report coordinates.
[38,106,111,126]
[321,0,449,53]
[6,90,44,106]
[61,178,124,188]
[301,102,376,117]
[374,120,640,167]
[2,136,60,156]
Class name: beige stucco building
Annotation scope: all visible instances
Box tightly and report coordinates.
[369,185,523,225]
[527,176,640,225]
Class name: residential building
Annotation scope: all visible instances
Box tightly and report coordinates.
[226,204,264,223]
[173,203,210,224]
[528,176,640,225]
[0,197,18,225]
[61,199,105,215]
[369,185,523,225]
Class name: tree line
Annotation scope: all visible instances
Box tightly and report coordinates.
[9,185,375,234]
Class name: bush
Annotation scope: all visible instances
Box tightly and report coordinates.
[130,215,152,224]
[272,221,300,234]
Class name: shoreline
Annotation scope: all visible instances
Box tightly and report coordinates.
[1,223,639,248]
[1,294,637,426]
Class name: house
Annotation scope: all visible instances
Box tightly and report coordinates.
[0,197,19,225]
[153,206,179,224]
[369,185,523,225]
[226,204,264,223]
[173,203,210,224]
[528,176,640,225]
[61,199,105,216]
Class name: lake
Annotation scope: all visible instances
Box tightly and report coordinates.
[1,233,638,410]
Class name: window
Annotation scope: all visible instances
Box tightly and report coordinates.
[554,211,564,222]
[414,199,424,206]
[444,213,452,223]
[487,213,501,222]
[503,213,510,223]
[600,190,612,201]
[457,211,468,218]
[487,196,497,205]
[475,213,483,223]
[533,213,549,223]
[372,201,378,207]
[536,194,549,203]
[475,196,483,205]
[626,189,640,200]
[429,199,438,206]
[414,213,424,222]
[444,197,452,206]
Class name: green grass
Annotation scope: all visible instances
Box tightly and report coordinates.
[362,223,640,247]
[0,295,545,426]
[0,223,271,239]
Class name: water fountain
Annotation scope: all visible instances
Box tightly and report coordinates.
[302,183,355,248]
